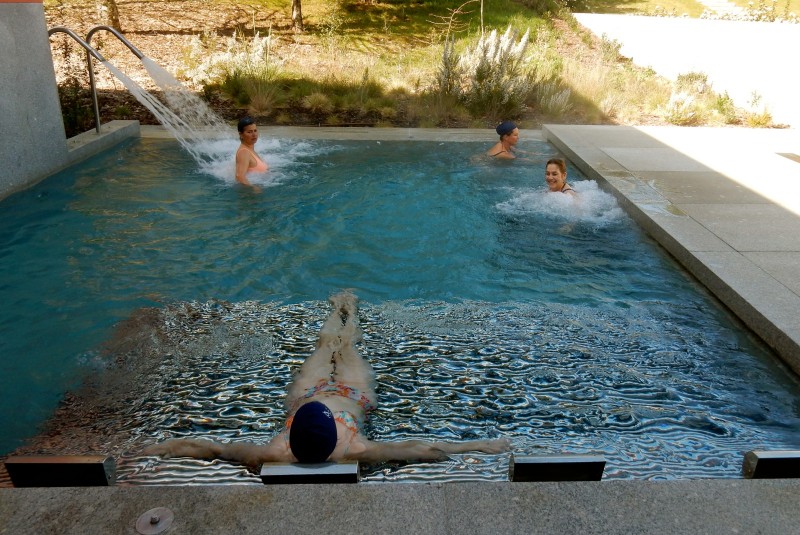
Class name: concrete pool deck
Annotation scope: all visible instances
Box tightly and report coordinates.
[2,124,799,534]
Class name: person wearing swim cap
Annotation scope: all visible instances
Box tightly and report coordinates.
[487,120,519,159]
[144,291,511,466]
[235,116,269,189]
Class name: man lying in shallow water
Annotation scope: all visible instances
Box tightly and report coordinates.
[144,291,511,465]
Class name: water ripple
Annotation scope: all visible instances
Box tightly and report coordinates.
[14,297,800,485]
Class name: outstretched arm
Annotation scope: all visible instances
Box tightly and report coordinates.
[349,437,511,463]
[142,435,292,467]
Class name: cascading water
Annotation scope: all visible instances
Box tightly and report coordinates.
[101,59,233,168]
[140,57,230,135]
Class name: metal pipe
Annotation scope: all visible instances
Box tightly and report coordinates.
[48,26,106,134]
[86,25,145,59]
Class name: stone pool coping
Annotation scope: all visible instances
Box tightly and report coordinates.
[2,478,800,534]
[10,123,795,534]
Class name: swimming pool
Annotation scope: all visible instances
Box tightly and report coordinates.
[1,136,798,482]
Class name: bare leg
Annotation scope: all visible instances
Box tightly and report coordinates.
[285,291,376,409]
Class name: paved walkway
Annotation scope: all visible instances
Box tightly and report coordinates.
[3,478,800,534]
[574,14,800,128]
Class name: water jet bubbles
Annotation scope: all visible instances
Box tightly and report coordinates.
[496,180,625,227]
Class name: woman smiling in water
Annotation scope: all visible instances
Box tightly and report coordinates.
[544,158,575,196]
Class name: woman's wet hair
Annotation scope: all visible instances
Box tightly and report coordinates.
[237,116,256,133]
[546,157,567,175]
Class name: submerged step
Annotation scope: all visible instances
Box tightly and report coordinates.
[742,450,800,479]
[4,455,116,487]
[260,461,360,484]
[510,454,606,482]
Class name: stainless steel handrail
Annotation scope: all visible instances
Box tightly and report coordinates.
[84,26,148,136]
[48,26,107,134]
[86,25,144,59]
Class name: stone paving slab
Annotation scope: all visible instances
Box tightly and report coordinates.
[637,171,770,204]
[3,479,800,535]
[543,124,800,375]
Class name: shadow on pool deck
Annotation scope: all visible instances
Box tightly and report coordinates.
[3,124,799,534]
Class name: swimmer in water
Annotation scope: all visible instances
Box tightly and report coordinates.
[235,116,269,188]
[486,121,519,160]
[143,291,511,466]
[544,158,575,196]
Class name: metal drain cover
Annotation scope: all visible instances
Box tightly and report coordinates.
[135,507,174,535]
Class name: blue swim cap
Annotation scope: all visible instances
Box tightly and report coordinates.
[289,401,337,463]
[495,120,517,136]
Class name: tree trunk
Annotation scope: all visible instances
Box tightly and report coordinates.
[291,0,304,32]
[96,0,123,32]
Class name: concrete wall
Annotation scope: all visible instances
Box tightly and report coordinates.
[0,0,68,199]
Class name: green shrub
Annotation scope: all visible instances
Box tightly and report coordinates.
[599,34,622,63]
[676,71,710,94]
[58,77,94,137]
[303,92,334,115]
[713,92,739,124]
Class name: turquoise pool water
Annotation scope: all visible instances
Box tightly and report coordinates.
[1,137,798,481]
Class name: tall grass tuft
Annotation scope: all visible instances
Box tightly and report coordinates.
[181,31,279,86]
[712,92,739,124]
[434,35,462,98]
[662,92,704,126]
[536,80,572,116]
[303,92,334,116]
[455,26,536,118]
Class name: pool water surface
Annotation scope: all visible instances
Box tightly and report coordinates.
[0,137,798,482]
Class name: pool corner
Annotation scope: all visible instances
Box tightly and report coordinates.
[543,123,800,377]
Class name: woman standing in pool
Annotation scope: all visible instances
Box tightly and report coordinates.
[235,116,269,188]
[544,158,576,196]
[486,121,519,159]
[144,291,510,466]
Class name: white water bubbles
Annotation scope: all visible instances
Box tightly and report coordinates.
[496,180,625,228]
[141,57,230,136]
[105,56,328,187]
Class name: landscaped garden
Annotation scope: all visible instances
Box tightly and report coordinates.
[45,0,797,135]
